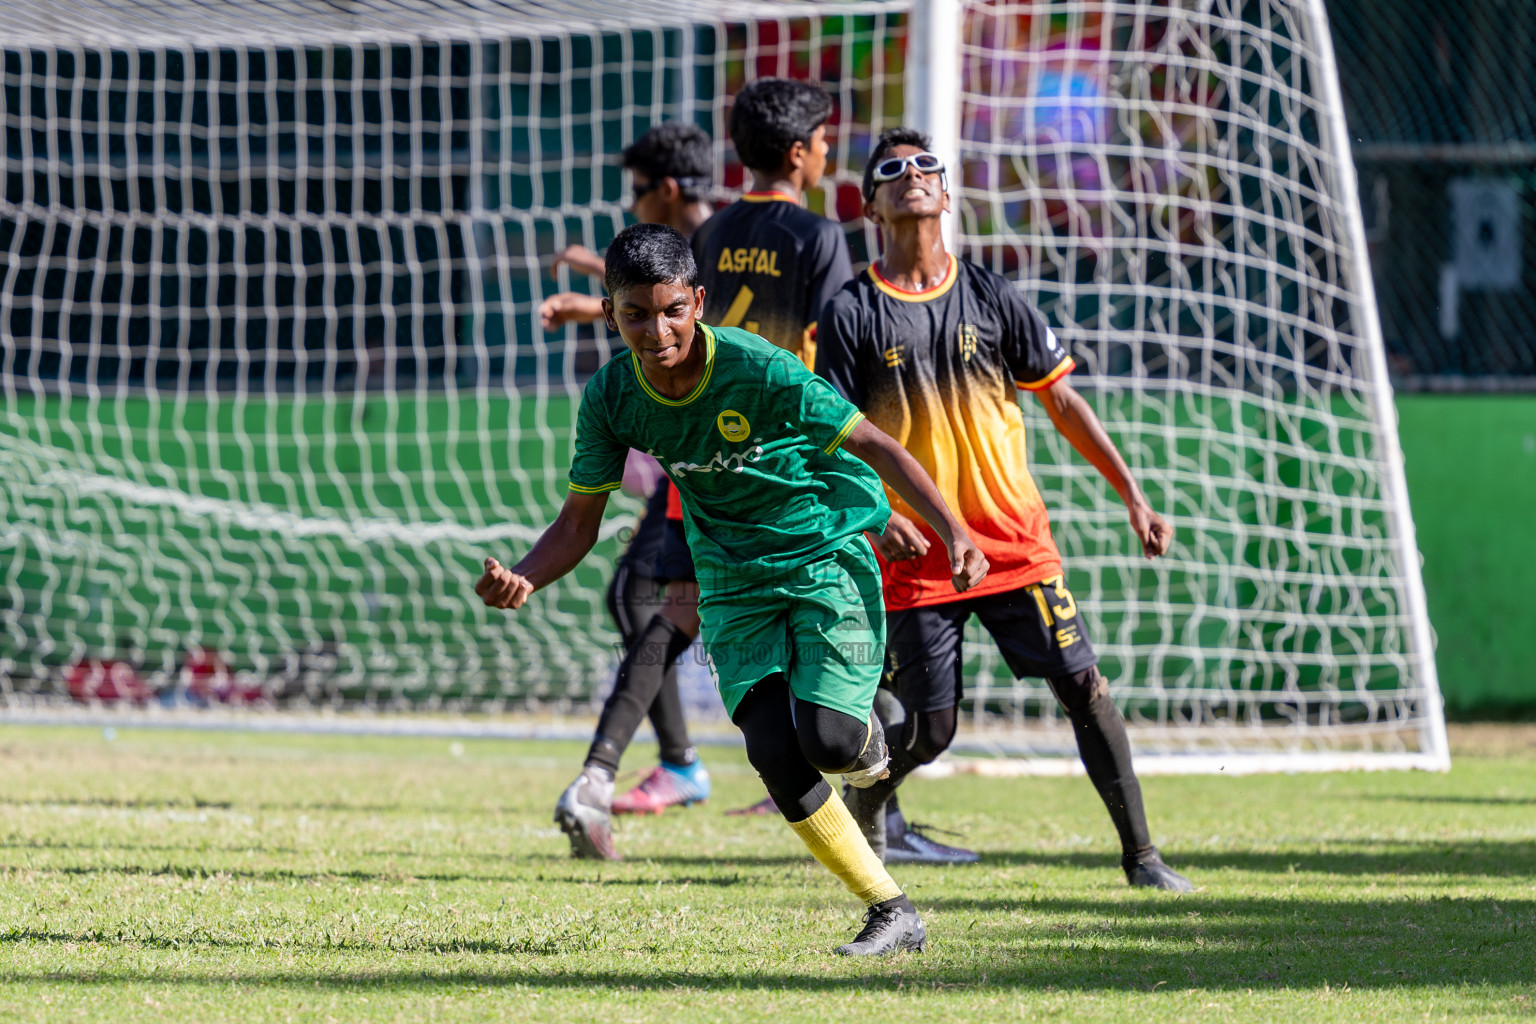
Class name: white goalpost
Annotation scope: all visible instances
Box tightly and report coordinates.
[0,0,1447,773]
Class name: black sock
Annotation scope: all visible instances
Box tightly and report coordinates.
[1055,673,1153,860]
[862,705,956,817]
[1073,718,1153,860]
[884,791,906,832]
[858,741,920,809]
[872,893,915,914]
[585,737,624,775]
[647,669,696,766]
[585,616,694,775]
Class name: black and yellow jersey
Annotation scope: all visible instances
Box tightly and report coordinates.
[817,255,1076,609]
[691,191,853,369]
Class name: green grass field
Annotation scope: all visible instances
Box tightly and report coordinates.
[2,725,1533,1022]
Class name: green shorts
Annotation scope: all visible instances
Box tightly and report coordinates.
[698,536,886,723]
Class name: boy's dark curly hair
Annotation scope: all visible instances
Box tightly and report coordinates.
[622,122,713,202]
[604,223,698,297]
[728,78,833,174]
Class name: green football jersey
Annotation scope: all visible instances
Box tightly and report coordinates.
[569,324,890,586]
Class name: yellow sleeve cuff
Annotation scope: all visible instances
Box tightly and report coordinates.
[824,411,865,454]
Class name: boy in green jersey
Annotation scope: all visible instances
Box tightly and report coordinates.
[476,223,989,956]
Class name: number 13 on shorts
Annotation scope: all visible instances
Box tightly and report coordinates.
[1028,576,1082,649]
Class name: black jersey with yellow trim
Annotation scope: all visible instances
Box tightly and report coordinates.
[816,255,1076,609]
[690,191,853,369]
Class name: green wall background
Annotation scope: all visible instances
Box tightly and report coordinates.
[1396,395,1536,717]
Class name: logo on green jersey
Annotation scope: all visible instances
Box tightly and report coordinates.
[716,409,752,442]
[664,444,765,478]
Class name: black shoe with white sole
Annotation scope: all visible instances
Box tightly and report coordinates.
[885,822,980,865]
[1124,848,1194,891]
[834,897,927,956]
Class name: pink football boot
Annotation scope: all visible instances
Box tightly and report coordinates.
[611,761,711,815]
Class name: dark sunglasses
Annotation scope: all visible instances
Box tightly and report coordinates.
[631,175,702,200]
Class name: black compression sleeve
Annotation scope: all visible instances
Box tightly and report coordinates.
[730,674,831,823]
[1049,667,1154,859]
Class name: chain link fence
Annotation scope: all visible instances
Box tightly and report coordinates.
[1332,0,1536,389]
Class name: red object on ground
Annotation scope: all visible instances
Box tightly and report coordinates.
[182,647,265,704]
[66,659,153,704]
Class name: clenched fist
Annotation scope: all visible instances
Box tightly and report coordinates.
[1128,501,1173,559]
[949,539,990,593]
[476,557,534,610]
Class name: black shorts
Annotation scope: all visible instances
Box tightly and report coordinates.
[884,576,1099,713]
[654,519,697,584]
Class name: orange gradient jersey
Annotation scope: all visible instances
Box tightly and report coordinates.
[817,256,1075,609]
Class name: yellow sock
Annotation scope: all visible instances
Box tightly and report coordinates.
[786,789,903,906]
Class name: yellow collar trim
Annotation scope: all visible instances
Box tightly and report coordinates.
[868,255,959,302]
[631,324,717,407]
[741,190,799,204]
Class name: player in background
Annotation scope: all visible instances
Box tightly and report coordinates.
[541,122,716,331]
[690,77,853,371]
[538,123,716,857]
[816,128,1194,891]
[478,224,988,954]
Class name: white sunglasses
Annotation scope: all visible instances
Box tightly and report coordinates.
[866,151,948,197]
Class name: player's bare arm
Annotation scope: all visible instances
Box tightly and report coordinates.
[476,490,610,609]
[1035,376,1172,559]
[841,419,989,591]
[553,244,606,280]
[539,292,606,330]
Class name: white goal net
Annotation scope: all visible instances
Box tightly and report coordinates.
[0,0,1445,772]
[944,0,1444,771]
